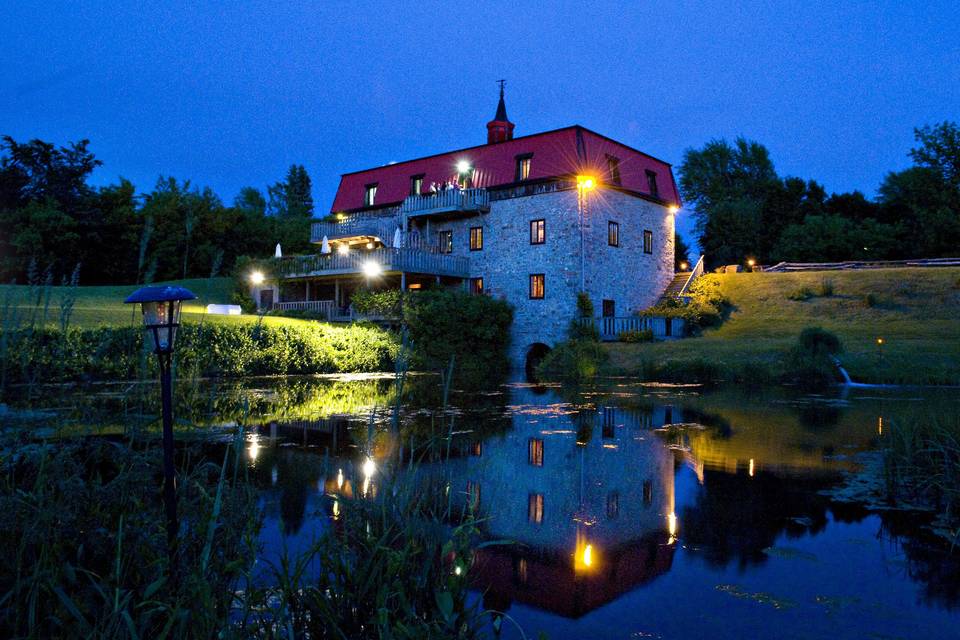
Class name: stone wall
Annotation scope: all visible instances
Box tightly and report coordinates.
[417,186,674,365]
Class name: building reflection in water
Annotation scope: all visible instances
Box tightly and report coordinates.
[435,384,681,618]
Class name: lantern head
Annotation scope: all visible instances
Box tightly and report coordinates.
[124,286,198,355]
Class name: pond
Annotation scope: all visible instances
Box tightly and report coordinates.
[10,375,960,638]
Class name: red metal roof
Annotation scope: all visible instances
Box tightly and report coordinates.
[329,125,679,213]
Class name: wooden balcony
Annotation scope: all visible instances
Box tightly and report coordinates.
[582,316,687,341]
[275,247,469,279]
[311,214,401,244]
[400,188,490,218]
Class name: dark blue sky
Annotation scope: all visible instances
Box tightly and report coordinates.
[3,1,959,241]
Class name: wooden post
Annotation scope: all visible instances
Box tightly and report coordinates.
[305,280,311,302]
[401,271,406,290]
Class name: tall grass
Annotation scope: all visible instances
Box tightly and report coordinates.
[884,413,960,546]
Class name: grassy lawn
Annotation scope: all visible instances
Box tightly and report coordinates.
[607,267,960,385]
[0,277,316,329]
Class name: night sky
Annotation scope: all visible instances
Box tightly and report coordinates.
[2,1,959,244]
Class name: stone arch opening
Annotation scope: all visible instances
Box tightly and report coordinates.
[524,343,552,382]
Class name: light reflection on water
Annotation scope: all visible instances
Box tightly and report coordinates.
[20,375,960,638]
[233,377,959,639]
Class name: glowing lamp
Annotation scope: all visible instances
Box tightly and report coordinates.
[747,258,756,267]
[366,241,374,249]
[668,204,680,214]
[338,243,350,255]
[249,271,265,286]
[456,160,472,174]
[679,261,689,271]
[362,260,382,278]
[577,175,596,190]
[876,337,884,345]
[124,285,197,355]
[362,457,376,478]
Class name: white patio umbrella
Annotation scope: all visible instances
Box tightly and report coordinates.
[320,236,331,254]
[274,243,282,258]
[393,227,403,248]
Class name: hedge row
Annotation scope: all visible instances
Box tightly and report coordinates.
[1,321,399,384]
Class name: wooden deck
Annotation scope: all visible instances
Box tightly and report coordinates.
[275,247,470,279]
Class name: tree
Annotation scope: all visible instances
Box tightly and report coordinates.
[284,165,314,218]
[674,232,691,270]
[910,121,960,189]
[678,138,778,267]
[234,187,266,216]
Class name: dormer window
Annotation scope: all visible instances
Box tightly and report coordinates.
[646,170,659,197]
[364,183,378,207]
[606,155,621,186]
[410,174,424,196]
[515,153,533,181]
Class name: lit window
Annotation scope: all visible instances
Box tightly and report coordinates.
[438,230,453,254]
[529,274,545,299]
[608,221,619,247]
[470,441,482,456]
[469,277,484,294]
[607,491,619,519]
[643,230,653,254]
[528,438,544,466]
[410,174,424,196]
[528,493,544,524]
[364,183,378,207]
[530,219,545,245]
[646,170,659,197]
[470,226,483,251]
[606,155,621,186]
[515,154,533,181]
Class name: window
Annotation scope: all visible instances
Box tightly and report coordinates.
[664,406,673,425]
[364,183,378,207]
[608,221,620,247]
[515,154,533,181]
[602,299,615,317]
[469,277,484,294]
[606,492,620,519]
[438,230,453,254]
[643,230,653,254]
[528,438,544,466]
[646,170,659,197]
[470,441,482,457]
[529,274,545,299]
[469,226,483,251]
[606,155,621,186]
[410,174,424,196]
[513,557,528,586]
[602,406,616,439]
[530,219,545,245]
[643,480,653,507]
[528,493,544,524]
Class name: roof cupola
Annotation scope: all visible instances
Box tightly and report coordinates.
[486,80,515,144]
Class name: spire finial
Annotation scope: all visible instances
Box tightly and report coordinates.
[487,80,514,143]
[497,79,506,97]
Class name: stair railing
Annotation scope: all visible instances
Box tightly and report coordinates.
[678,254,705,299]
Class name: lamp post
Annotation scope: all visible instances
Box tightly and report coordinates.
[576,176,596,293]
[124,285,197,572]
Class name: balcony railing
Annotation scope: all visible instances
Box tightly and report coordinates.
[272,300,337,318]
[400,188,490,217]
[311,215,401,244]
[275,247,469,278]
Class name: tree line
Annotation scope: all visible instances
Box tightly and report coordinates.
[0,135,316,285]
[679,121,960,268]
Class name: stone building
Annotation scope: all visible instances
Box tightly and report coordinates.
[260,89,682,367]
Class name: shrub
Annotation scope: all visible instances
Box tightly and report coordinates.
[864,292,880,307]
[403,289,514,385]
[619,328,653,343]
[536,338,609,383]
[788,286,815,301]
[0,321,400,385]
[642,275,729,330]
[576,291,594,318]
[351,289,403,317]
[818,278,835,297]
[784,326,843,389]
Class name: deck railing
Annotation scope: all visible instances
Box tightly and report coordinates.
[272,300,336,318]
[311,215,401,244]
[400,188,490,217]
[585,315,686,341]
[275,247,469,278]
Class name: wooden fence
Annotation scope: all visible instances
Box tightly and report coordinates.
[587,316,686,341]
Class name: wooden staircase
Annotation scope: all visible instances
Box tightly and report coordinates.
[658,272,691,304]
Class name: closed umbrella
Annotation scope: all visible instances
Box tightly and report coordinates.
[320,236,331,254]
[393,227,403,248]
[274,243,282,258]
